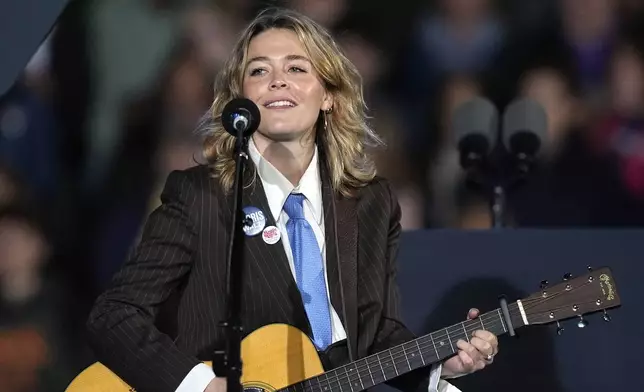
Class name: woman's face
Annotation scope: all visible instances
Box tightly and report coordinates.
[242,28,333,142]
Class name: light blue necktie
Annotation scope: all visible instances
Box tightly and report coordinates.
[284,193,332,350]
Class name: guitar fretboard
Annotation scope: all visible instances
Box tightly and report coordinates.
[279,303,522,392]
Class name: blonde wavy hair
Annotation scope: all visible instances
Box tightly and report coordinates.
[201,7,382,197]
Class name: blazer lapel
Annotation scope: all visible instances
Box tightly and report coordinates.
[322,173,358,361]
[229,165,311,335]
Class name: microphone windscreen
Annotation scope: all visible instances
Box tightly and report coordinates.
[222,98,261,137]
[502,98,548,156]
[451,97,499,155]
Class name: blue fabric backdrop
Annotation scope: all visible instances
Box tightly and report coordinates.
[372,229,641,392]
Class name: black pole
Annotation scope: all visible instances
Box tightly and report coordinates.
[491,184,506,229]
[220,129,249,392]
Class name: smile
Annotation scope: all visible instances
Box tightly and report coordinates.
[264,100,297,109]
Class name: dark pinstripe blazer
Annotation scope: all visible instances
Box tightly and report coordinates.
[86,161,430,392]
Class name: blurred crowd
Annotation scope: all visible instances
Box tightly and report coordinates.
[1,0,644,390]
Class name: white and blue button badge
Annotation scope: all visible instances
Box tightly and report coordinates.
[242,206,280,245]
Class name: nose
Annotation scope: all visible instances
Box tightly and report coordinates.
[269,76,288,90]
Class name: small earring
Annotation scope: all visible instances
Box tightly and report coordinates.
[324,113,328,130]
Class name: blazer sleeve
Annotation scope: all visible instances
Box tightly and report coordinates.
[372,181,432,392]
[86,170,201,392]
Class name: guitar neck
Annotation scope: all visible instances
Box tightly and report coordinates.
[280,302,524,392]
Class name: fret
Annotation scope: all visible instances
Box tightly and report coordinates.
[389,349,399,376]
[336,366,353,392]
[405,341,423,369]
[327,369,342,392]
[480,316,485,330]
[356,369,364,391]
[323,369,332,392]
[360,356,384,388]
[461,322,469,342]
[319,372,330,392]
[445,328,455,352]
[306,377,314,392]
[431,330,452,360]
[497,309,507,333]
[345,366,353,392]
[364,355,383,386]
[401,343,412,371]
[429,333,440,361]
[366,356,375,386]
[376,352,386,380]
[354,359,371,391]
[345,363,363,392]
[416,339,426,366]
[337,368,346,392]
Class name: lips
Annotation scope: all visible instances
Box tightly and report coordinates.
[263,99,297,109]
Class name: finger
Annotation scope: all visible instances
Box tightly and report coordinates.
[470,336,493,357]
[456,339,484,363]
[467,308,480,319]
[473,330,499,354]
[457,348,474,368]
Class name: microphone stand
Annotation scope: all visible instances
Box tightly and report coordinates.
[218,126,250,392]
[464,150,530,230]
[491,184,506,229]
[486,153,533,229]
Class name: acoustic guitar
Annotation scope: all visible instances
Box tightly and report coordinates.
[66,267,621,392]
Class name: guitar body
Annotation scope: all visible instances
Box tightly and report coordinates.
[66,324,325,392]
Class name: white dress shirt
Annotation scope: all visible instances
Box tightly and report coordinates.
[176,139,460,392]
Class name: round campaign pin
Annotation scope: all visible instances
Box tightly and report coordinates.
[242,206,266,236]
[262,226,281,245]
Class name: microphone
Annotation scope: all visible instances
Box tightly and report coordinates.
[502,98,547,160]
[222,98,261,137]
[452,97,499,170]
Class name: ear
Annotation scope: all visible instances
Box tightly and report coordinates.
[321,90,334,112]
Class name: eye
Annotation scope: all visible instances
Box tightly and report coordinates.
[288,66,306,73]
[249,68,266,76]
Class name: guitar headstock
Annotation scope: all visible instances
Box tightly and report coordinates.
[520,266,621,327]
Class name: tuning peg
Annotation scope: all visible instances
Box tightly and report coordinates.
[563,273,572,281]
[587,265,593,272]
[603,310,611,322]
[540,280,548,289]
[556,321,564,335]
[577,316,588,328]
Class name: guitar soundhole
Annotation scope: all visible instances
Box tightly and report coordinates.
[244,388,266,392]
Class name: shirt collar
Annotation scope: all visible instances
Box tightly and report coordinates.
[248,137,322,223]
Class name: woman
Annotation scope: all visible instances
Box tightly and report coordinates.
[86,8,498,392]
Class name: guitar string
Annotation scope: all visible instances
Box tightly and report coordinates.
[286,310,514,392]
[286,316,510,392]
[290,294,600,392]
[292,291,597,391]
[304,297,604,392]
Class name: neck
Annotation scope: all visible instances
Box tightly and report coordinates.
[252,132,316,186]
[279,304,522,392]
